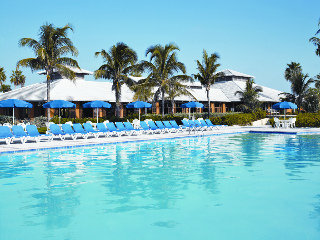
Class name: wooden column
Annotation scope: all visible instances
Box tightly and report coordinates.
[211,103,215,113]
[222,103,226,113]
[50,108,55,118]
[29,107,35,119]
[120,104,124,118]
[156,102,160,115]
[75,103,80,118]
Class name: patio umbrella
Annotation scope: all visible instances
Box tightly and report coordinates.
[0,99,33,124]
[181,101,204,119]
[83,101,112,123]
[126,101,152,120]
[43,100,76,124]
[272,101,297,119]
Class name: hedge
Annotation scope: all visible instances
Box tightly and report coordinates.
[295,113,320,127]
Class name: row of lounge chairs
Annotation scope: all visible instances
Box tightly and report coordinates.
[0,119,224,145]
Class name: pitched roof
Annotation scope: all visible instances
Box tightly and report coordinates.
[37,67,93,75]
[218,69,254,78]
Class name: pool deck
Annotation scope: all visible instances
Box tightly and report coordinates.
[1,126,320,154]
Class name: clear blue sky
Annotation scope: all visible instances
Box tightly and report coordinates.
[0,0,319,92]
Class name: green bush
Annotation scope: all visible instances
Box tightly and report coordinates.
[209,110,266,126]
[37,127,47,134]
[296,113,320,127]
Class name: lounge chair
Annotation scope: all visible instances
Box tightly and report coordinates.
[155,121,175,133]
[139,121,155,134]
[61,124,81,140]
[0,126,13,144]
[83,122,107,138]
[106,122,125,136]
[49,124,68,140]
[123,122,143,135]
[147,121,163,133]
[11,125,30,144]
[115,122,136,135]
[205,119,223,129]
[200,119,216,130]
[169,120,186,131]
[72,123,90,138]
[181,120,193,130]
[193,120,207,130]
[163,121,180,132]
[96,123,112,136]
[26,125,53,142]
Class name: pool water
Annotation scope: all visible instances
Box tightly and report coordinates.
[1,133,320,239]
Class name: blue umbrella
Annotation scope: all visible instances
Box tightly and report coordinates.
[0,99,33,124]
[126,101,152,120]
[83,101,112,123]
[272,101,297,118]
[181,101,204,119]
[43,100,76,123]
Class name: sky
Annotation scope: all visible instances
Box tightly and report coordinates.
[0,0,319,92]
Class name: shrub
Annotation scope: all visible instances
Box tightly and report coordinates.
[296,113,320,127]
[0,115,13,124]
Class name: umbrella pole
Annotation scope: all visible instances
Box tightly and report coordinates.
[13,108,15,125]
[59,108,60,124]
[139,109,140,121]
[189,108,190,119]
[97,108,99,123]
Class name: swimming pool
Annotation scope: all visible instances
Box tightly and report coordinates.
[0,133,320,239]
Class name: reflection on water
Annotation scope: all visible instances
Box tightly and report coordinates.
[0,133,320,239]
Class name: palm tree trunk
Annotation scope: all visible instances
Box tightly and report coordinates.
[115,87,120,118]
[171,99,175,114]
[46,72,51,121]
[207,88,210,119]
[161,90,165,117]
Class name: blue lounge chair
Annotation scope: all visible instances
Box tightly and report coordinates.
[205,119,223,129]
[162,121,179,132]
[155,121,174,133]
[72,123,90,138]
[188,120,204,131]
[139,121,155,134]
[0,126,13,144]
[83,123,106,138]
[200,119,216,130]
[123,122,143,134]
[115,122,136,135]
[11,125,29,143]
[106,122,124,136]
[169,120,186,130]
[26,125,53,142]
[96,123,112,136]
[147,121,162,133]
[193,120,207,130]
[61,124,81,140]
[49,124,68,140]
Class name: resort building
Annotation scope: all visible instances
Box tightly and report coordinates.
[0,68,282,119]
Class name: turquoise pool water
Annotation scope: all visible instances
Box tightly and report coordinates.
[1,133,320,239]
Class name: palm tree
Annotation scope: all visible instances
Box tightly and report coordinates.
[94,42,138,117]
[10,69,26,88]
[285,62,302,81]
[235,79,262,113]
[284,63,313,113]
[0,66,6,87]
[193,50,221,117]
[139,43,192,116]
[310,19,320,57]
[290,71,313,113]
[17,23,79,119]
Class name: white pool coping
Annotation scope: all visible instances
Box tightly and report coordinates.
[1,126,320,154]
